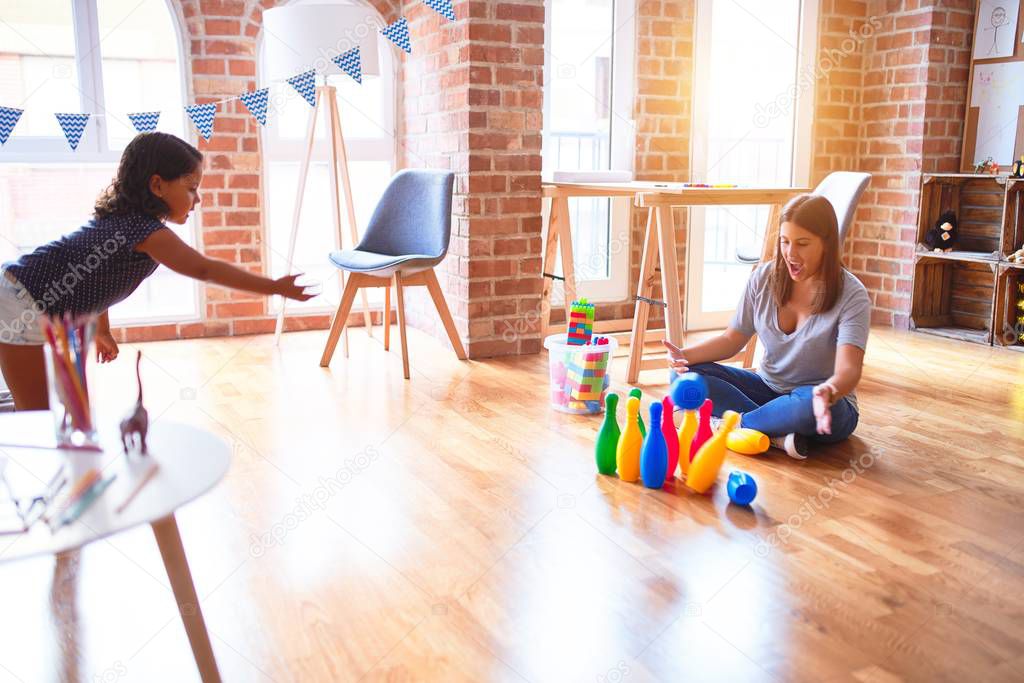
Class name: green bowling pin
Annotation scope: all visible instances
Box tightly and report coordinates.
[629,388,646,437]
[595,393,620,475]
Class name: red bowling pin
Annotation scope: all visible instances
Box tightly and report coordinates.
[661,396,679,481]
[689,399,714,462]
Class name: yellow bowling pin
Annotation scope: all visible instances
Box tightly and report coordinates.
[726,428,770,455]
[686,411,740,494]
[616,396,643,482]
[676,409,699,478]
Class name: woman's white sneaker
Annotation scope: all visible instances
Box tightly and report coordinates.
[768,433,809,459]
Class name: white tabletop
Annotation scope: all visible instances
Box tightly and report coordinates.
[0,412,229,562]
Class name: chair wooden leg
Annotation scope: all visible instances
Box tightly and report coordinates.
[383,281,391,351]
[740,334,757,369]
[394,272,410,379]
[320,274,361,367]
[423,269,467,360]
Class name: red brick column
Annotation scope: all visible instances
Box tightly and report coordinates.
[844,0,972,329]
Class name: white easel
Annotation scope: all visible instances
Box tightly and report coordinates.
[273,84,374,351]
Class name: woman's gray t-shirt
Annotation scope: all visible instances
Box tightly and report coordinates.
[729,264,871,410]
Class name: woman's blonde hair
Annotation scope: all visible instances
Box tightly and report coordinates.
[769,193,844,313]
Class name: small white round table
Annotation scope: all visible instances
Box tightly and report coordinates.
[0,412,230,683]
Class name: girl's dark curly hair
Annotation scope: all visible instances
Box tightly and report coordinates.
[94,132,203,219]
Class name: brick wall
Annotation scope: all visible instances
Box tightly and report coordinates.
[107,0,976,350]
[397,0,546,358]
[842,0,973,328]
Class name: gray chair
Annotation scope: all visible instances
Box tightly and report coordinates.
[736,171,872,263]
[734,171,871,367]
[319,169,467,378]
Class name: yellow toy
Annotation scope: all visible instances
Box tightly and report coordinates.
[726,428,769,455]
[616,396,643,482]
[686,411,740,494]
[676,409,699,478]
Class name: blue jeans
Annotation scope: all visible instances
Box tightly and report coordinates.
[672,363,858,443]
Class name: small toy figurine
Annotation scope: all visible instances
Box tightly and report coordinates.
[1008,247,1024,264]
[974,157,999,175]
[924,210,958,253]
[1012,157,1024,178]
[120,351,149,455]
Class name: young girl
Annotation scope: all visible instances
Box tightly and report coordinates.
[665,194,871,458]
[0,132,313,410]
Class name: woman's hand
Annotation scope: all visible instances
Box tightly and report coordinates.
[663,340,689,374]
[274,274,317,302]
[811,383,835,435]
[96,331,119,363]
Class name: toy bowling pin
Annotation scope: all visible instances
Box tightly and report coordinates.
[616,396,643,482]
[595,393,620,475]
[641,402,669,489]
[670,373,707,478]
[660,396,679,481]
[677,408,698,478]
[726,428,769,455]
[690,399,714,462]
[629,388,646,436]
[686,410,740,494]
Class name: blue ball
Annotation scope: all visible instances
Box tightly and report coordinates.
[670,372,708,410]
[727,470,758,506]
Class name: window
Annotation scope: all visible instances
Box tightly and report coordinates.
[688,0,817,329]
[542,0,635,302]
[0,0,198,324]
[260,0,397,313]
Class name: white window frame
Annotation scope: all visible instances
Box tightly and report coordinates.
[258,0,398,312]
[687,0,818,330]
[0,0,201,324]
[541,0,635,303]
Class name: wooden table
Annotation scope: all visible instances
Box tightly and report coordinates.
[541,182,809,383]
[0,413,230,682]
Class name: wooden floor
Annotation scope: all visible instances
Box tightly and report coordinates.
[1,325,1023,682]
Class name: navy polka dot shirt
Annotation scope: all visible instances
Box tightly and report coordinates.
[3,212,167,316]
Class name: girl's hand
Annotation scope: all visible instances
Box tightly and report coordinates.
[663,340,690,374]
[275,274,316,302]
[811,383,835,435]
[96,331,119,363]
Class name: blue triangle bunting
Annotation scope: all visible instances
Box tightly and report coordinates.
[185,103,217,141]
[239,88,270,125]
[423,0,455,21]
[54,113,90,150]
[127,111,160,133]
[287,70,317,107]
[332,47,363,84]
[381,17,412,54]
[0,106,24,145]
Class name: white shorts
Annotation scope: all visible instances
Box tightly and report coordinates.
[0,270,46,346]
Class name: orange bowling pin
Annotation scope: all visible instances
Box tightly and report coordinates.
[686,410,740,494]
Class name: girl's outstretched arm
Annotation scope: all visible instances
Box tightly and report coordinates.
[136,228,314,301]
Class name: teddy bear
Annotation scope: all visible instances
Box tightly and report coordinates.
[924,210,958,253]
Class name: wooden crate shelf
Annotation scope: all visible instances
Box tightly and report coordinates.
[917,174,1006,255]
[911,174,1024,349]
[994,265,1024,352]
[910,257,996,345]
[1003,178,1024,260]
